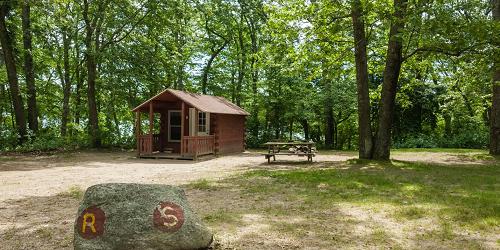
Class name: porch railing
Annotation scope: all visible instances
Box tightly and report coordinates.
[138,134,161,155]
[181,135,215,158]
[138,134,152,155]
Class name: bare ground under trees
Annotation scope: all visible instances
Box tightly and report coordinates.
[0,150,498,249]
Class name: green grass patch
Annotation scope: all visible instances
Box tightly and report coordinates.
[188,179,214,190]
[243,160,499,230]
[392,148,487,153]
[203,210,240,224]
[371,228,390,243]
[62,185,84,200]
[394,206,428,220]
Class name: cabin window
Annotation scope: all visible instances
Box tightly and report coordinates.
[168,110,181,142]
[198,112,209,135]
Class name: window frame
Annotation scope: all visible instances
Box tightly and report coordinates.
[197,111,210,136]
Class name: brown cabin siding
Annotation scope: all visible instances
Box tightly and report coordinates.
[215,114,246,154]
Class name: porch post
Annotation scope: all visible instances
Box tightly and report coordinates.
[135,111,141,157]
[194,108,199,160]
[149,101,154,154]
[149,101,154,135]
[181,101,185,157]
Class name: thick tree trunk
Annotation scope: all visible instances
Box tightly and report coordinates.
[201,42,227,94]
[352,0,373,159]
[373,0,408,160]
[0,3,27,142]
[249,20,260,143]
[83,0,101,147]
[490,0,500,154]
[61,29,71,136]
[325,103,334,148]
[22,0,38,133]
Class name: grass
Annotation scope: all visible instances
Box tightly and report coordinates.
[251,147,488,154]
[35,227,53,239]
[371,227,390,243]
[203,210,240,224]
[62,185,84,199]
[192,158,499,248]
[244,161,499,229]
[391,148,487,153]
[394,206,428,220]
[188,179,214,190]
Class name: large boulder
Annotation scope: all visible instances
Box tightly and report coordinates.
[74,183,213,250]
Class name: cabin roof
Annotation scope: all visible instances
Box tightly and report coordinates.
[132,89,250,115]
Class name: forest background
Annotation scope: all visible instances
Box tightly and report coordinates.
[0,0,498,159]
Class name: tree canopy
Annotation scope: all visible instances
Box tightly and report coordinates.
[0,0,498,157]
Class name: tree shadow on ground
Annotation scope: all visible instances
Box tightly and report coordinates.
[186,158,499,249]
[0,193,80,249]
[0,151,204,172]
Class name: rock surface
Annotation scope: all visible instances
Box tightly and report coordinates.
[74,183,213,250]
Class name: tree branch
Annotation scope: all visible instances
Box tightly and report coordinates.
[100,3,152,50]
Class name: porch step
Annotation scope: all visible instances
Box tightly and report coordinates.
[164,148,173,153]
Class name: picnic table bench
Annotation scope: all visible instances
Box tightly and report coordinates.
[262,141,316,163]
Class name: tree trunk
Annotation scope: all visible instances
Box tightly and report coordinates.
[333,120,338,149]
[61,28,71,136]
[373,0,408,160]
[490,0,500,154]
[174,23,184,90]
[0,3,27,142]
[22,0,38,133]
[74,45,83,126]
[83,0,101,147]
[249,19,260,143]
[230,66,236,103]
[201,42,227,94]
[325,103,334,148]
[444,113,452,137]
[301,119,309,140]
[352,0,373,159]
[236,15,246,107]
[0,84,5,127]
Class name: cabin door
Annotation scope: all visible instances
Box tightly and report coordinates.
[168,110,181,143]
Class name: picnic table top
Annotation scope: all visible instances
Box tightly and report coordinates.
[263,141,315,146]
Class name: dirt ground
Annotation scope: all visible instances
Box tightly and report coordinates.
[0,149,496,249]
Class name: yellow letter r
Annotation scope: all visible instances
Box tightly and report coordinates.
[82,213,97,233]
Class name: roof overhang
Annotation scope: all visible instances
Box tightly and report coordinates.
[132,89,249,115]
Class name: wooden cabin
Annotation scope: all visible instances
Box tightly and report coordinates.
[132,89,249,159]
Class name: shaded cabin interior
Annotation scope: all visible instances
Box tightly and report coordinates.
[132,89,248,159]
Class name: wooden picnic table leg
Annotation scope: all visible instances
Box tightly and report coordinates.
[267,145,271,164]
[306,145,310,161]
[272,145,276,161]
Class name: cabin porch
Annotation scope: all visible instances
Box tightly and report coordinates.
[134,98,216,160]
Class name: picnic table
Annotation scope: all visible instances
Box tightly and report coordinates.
[262,141,316,163]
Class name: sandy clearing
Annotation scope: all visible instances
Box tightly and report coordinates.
[0,149,495,249]
[0,150,487,204]
[0,151,247,203]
